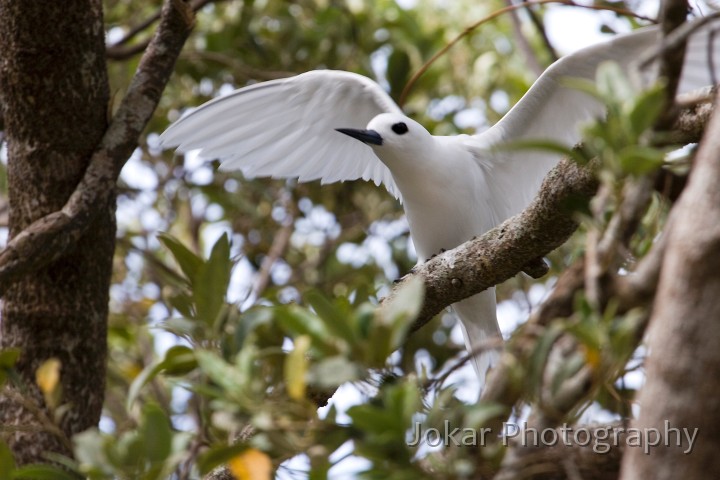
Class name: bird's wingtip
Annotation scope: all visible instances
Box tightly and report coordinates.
[156,131,177,151]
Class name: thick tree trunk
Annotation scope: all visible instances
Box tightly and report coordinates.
[620,95,720,478]
[0,0,114,464]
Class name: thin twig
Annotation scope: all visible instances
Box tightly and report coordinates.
[523,2,559,62]
[252,190,295,299]
[504,0,545,76]
[106,0,222,60]
[399,0,655,105]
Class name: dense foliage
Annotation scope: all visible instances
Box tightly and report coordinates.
[0,0,699,478]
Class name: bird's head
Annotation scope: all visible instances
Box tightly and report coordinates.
[336,113,434,166]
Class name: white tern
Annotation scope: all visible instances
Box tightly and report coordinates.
[160,20,720,386]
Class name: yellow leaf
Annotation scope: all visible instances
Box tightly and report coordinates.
[284,335,310,401]
[228,448,272,480]
[36,358,62,411]
[121,361,143,380]
[36,358,61,395]
[583,346,601,369]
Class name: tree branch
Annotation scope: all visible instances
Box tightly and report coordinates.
[106,0,222,61]
[396,156,599,334]
[392,91,712,334]
[620,87,720,480]
[401,94,711,480]
[523,2,559,63]
[496,422,629,480]
[504,0,545,77]
[0,0,195,296]
[655,0,689,128]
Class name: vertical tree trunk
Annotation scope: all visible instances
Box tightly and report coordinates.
[620,96,720,478]
[0,0,114,464]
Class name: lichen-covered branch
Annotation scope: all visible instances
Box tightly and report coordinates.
[390,92,711,336]
[392,155,599,334]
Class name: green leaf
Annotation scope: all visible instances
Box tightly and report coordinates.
[38,454,80,476]
[355,304,375,339]
[387,47,411,99]
[168,293,195,319]
[566,318,603,352]
[275,306,336,355]
[127,363,164,410]
[497,138,589,165]
[305,290,356,345]
[528,324,565,390]
[0,440,15,478]
[233,307,275,349]
[560,77,606,102]
[371,277,424,362]
[618,145,664,175]
[140,404,173,463]
[0,348,21,368]
[464,401,511,429]
[628,83,666,136]
[596,61,635,103]
[551,351,587,395]
[195,349,245,394]
[126,346,196,409]
[348,381,420,448]
[159,345,197,376]
[111,431,144,469]
[157,233,203,283]
[156,317,197,338]
[197,444,247,475]
[308,356,360,388]
[194,233,232,325]
[73,429,111,476]
[0,348,21,388]
[11,464,81,480]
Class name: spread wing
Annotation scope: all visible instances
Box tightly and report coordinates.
[465,20,720,223]
[159,70,404,199]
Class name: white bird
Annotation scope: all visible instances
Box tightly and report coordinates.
[160,20,720,387]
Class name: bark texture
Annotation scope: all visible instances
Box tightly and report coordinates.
[0,0,114,464]
[620,94,720,478]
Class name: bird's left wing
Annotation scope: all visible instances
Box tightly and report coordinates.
[464,20,720,223]
[159,70,404,198]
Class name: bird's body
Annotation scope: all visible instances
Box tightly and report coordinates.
[160,19,720,386]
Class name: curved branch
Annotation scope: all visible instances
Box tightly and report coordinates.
[391,91,713,336]
[394,155,599,334]
[504,0,545,77]
[109,9,164,49]
[106,0,223,61]
[655,0,690,128]
[496,422,628,480]
[0,0,195,296]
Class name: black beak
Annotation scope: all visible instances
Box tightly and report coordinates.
[335,128,383,146]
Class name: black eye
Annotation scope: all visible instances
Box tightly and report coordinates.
[391,122,408,135]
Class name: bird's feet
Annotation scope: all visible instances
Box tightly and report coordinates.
[522,256,550,278]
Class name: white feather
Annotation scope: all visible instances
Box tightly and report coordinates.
[161,70,403,198]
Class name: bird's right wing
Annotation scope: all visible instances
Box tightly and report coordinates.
[465,19,720,223]
[159,70,404,199]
